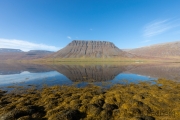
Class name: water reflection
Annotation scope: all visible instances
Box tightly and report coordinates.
[127,63,180,81]
[0,62,180,87]
[50,64,133,82]
[0,62,53,75]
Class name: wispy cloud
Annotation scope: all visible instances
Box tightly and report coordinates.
[67,36,71,39]
[90,28,93,31]
[143,18,180,38]
[141,39,151,43]
[143,19,173,37]
[0,38,60,51]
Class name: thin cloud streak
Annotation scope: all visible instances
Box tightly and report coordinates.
[0,38,60,51]
[143,19,172,37]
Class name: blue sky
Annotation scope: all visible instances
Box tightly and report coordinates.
[1,0,180,51]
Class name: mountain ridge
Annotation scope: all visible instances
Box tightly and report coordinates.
[0,49,54,61]
[127,41,180,57]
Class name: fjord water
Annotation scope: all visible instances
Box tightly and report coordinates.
[0,62,180,88]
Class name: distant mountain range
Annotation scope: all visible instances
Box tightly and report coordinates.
[126,41,180,58]
[0,48,23,53]
[0,48,54,61]
[1,40,180,61]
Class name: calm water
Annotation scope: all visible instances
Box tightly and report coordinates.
[0,62,180,88]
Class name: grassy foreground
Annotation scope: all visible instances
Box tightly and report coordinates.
[0,79,180,120]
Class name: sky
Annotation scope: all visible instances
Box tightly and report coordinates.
[1,0,180,51]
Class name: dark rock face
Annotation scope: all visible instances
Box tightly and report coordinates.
[51,40,132,58]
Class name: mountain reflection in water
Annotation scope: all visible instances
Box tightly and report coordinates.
[50,64,134,82]
[0,62,180,87]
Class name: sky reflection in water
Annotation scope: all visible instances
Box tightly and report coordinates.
[1,63,180,88]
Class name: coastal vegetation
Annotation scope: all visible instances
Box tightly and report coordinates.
[0,78,180,120]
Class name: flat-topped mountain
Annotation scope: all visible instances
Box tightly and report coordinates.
[50,40,134,58]
[127,41,180,57]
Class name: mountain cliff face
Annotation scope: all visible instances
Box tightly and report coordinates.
[51,40,133,58]
[127,41,180,57]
